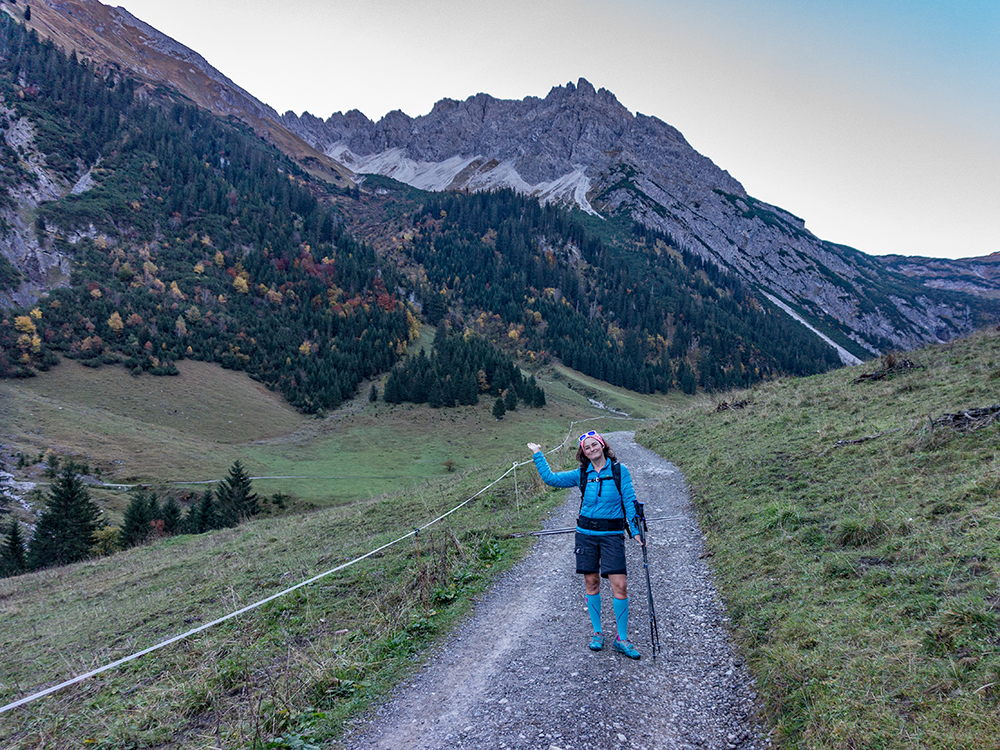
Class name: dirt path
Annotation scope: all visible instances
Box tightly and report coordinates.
[337,433,765,750]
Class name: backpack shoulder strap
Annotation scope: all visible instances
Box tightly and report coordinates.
[611,461,633,539]
[611,461,622,497]
[579,464,586,512]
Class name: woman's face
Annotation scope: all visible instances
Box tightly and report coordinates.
[581,437,605,460]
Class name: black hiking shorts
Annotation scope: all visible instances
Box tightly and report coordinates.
[575,532,626,578]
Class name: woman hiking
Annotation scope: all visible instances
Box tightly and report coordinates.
[527,431,643,659]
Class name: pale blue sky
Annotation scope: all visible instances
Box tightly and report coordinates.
[117,0,998,260]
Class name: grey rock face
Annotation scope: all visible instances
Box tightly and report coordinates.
[0,104,73,309]
[283,79,984,357]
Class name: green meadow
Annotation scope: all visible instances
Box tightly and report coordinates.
[639,328,1000,748]
[0,343,666,520]
[0,346,669,748]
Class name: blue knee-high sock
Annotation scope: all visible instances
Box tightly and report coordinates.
[586,593,602,633]
[613,597,630,642]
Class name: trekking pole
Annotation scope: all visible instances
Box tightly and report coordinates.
[635,500,661,659]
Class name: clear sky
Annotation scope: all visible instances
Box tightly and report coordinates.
[116,0,999,260]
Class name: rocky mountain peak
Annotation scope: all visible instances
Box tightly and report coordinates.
[11,0,351,185]
[6,2,996,358]
[280,81,990,357]
[283,75,736,196]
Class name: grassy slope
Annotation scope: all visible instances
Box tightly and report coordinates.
[0,350,671,747]
[0,463,561,748]
[638,328,1000,749]
[0,321,669,515]
[20,326,1000,747]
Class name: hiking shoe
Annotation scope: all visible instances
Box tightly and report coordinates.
[589,632,604,651]
[613,637,641,659]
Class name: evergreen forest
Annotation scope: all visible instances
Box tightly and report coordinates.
[0,16,413,413]
[402,190,842,394]
[0,12,845,413]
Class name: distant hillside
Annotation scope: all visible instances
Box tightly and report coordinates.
[0,12,851,408]
[879,252,1000,299]
[385,187,842,393]
[283,80,1000,355]
[3,0,352,186]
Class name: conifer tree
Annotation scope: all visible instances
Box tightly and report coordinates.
[492,396,506,420]
[504,388,518,412]
[27,464,101,569]
[158,496,182,535]
[215,460,259,527]
[1,520,27,577]
[120,489,159,549]
[194,489,218,532]
[531,386,546,408]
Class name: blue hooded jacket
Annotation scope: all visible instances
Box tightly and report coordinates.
[532,452,640,537]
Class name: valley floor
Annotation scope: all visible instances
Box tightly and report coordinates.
[337,433,763,750]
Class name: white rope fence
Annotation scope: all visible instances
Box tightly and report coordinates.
[1,416,652,715]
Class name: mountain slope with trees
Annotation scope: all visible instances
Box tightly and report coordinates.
[0,11,846,410]
[10,0,995,364]
[0,15,414,413]
[284,79,1000,356]
[394,188,842,393]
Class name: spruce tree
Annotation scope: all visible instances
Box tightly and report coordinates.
[504,388,518,412]
[215,460,259,527]
[194,489,218,532]
[159,496,182,535]
[492,396,506,420]
[27,464,101,569]
[531,386,546,408]
[120,489,158,548]
[1,520,27,577]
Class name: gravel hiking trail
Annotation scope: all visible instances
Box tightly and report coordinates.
[337,433,766,750]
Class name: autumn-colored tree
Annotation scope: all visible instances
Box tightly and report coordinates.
[14,315,35,335]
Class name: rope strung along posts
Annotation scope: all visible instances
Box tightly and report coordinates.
[0,464,518,715]
[513,461,520,518]
[1,416,653,715]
